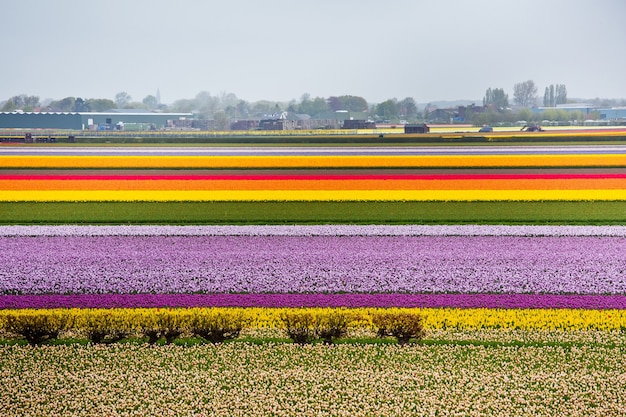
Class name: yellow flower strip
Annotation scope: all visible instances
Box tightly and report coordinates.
[1,307,625,332]
[3,189,625,201]
[1,153,625,168]
[3,177,625,191]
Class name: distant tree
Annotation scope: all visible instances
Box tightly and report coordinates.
[114,92,131,108]
[513,80,538,107]
[543,84,567,107]
[220,92,239,108]
[483,88,509,111]
[286,100,297,113]
[327,96,342,112]
[24,95,40,109]
[213,110,230,130]
[71,97,90,112]
[298,94,329,118]
[422,103,438,121]
[309,97,330,117]
[128,101,149,109]
[590,97,618,107]
[0,99,17,112]
[516,108,533,123]
[341,95,368,112]
[1,94,40,111]
[224,104,238,118]
[375,99,399,120]
[556,84,567,105]
[397,97,418,120]
[195,91,219,117]
[48,97,76,112]
[142,95,158,109]
[235,100,251,118]
[327,95,368,112]
[543,86,552,107]
[88,98,116,112]
[250,100,275,117]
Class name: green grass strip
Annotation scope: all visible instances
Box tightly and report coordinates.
[1,201,626,224]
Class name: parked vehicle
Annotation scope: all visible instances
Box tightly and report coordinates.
[520,123,543,132]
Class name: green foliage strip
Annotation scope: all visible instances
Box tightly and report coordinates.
[2,201,625,225]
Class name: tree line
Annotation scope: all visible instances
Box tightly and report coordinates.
[484,80,569,109]
[0,91,422,123]
[478,80,611,126]
[2,81,625,125]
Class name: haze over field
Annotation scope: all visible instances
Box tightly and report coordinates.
[2,0,626,105]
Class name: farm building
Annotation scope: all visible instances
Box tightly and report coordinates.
[598,107,626,121]
[0,110,194,130]
[404,123,430,134]
[258,112,339,130]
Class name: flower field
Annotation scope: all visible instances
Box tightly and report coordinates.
[2,341,625,417]
[1,144,626,416]
[2,152,626,169]
[3,172,626,201]
[2,226,626,297]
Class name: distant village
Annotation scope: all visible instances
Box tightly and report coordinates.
[1,87,625,132]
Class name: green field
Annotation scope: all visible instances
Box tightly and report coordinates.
[2,201,626,224]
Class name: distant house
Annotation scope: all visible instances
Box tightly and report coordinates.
[259,113,298,130]
[230,119,260,130]
[426,108,456,123]
[404,123,430,134]
[457,104,486,122]
[342,119,376,129]
[258,112,339,130]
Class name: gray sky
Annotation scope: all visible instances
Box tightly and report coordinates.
[2,0,625,105]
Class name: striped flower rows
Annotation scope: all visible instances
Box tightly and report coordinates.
[1,226,624,312]
[3,172,626,201]
[2,147,625,329]
[2,153,625,168]
[2,144,626,417]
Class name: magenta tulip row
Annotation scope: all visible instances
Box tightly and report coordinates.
[1,293,625,310]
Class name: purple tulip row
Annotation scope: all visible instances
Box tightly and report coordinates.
[1,293,625,310]
[3,225,626,237]
[2,234,624,295]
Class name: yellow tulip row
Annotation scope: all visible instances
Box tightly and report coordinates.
[1,154,624,169]
[1,307,624,333]
[4,188,624,202]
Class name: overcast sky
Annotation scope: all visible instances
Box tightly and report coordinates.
[2,0,625,105]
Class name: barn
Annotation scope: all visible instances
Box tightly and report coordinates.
[0,110,194,130]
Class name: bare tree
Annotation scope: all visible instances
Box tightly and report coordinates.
[513,80,538,108]
[115,92,132,108]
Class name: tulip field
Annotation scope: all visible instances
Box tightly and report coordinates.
[1,143,626,416]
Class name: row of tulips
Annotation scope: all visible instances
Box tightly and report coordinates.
[2,307,625,343]
[2,233,624,295]
[3,293,625,310]
[0,293,626,310]
[3,171,626,201]
[2,153,625,168]
[2,224,626,236]
[5,189,625,201]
